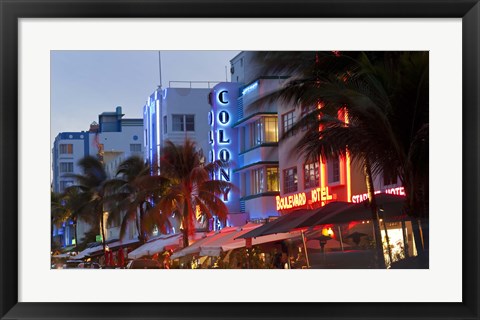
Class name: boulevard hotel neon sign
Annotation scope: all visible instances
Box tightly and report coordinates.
[276,187,335,211]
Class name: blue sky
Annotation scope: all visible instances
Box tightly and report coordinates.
[51,50,239,147]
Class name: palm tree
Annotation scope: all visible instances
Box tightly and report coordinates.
[64,156,112,254]
[148,139,234,248]
[254,51,429,266]
[109,156,170,243]
[51,191,70,250]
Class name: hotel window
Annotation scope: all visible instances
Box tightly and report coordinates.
[250,116,278,147]
[172,114,195,132]
[266,167,280,192]
[283,167,298,193]
[252,168,265,194]
[59,162,74,173]
[59,144,73,154]
[304,161,320,189]
[301,105,316,131]
[130,144,142,153]
[282,110,295,138]
[163,115,167,134]
[252,167,280,194]
[327,157,341,184]
[185,115,195,131]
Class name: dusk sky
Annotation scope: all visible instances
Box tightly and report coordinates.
[51,50,240,147]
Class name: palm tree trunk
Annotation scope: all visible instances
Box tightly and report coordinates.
[138,205,146,243]
[135,206,141,241]
[404,179,426,260]
[412,218,425,257]
[363,158,386,269]
[182,204,190,248]
[74,220,78,251]
[100,210,107,254]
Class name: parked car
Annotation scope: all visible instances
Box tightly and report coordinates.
[126,259,161,269]
[77,262,101,269]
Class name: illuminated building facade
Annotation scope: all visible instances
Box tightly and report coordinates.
[228,52,290,221]
[227,52,406,223]
[52,107,144,247]
[208,82,250,228]
[143,85,213,172]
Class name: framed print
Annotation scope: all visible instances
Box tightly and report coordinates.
[1,0,479,319]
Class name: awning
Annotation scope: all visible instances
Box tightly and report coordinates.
[238,209,314,239]
[296,201,353,229]
[170,227,239,259]
[105,238,139,251]
[73,238,141,259]
[128,234,181,259]
[222,230,302,252]
[171,222,301,258]
[129,232,207,260]
[72,243,103,260]
[314,193,408,225]
[199,223,261,256]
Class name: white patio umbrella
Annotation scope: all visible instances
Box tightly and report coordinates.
[199,223,261,256]
[170,226,238,259]
[128,234,181,259]
[222,230,302,252]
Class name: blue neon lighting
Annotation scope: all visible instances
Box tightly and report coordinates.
[242,81,259,96]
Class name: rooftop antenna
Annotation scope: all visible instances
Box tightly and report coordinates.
[158,51,163,89]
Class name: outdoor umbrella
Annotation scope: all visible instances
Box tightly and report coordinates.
[297,201,353,229]
[237,209,315,239]
[128,233,183,259]
[199,223,260,257]
[170,227,237,259]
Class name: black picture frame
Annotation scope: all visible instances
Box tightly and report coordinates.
[1,1,479,319]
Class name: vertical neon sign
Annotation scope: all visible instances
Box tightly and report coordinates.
[210,83,241,214]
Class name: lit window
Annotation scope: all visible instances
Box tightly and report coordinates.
[250,116,278,147]
[59,162,74,173]
[266,167,279,192]
[252,166,279,195]
[282,110,295,138]
[59,144,73,154]
[304,161,320,189]
[283,167,298,193]
[327,157,341,184]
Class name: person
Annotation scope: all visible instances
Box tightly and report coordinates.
[281,252,289,269]
[273,252,283,269]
